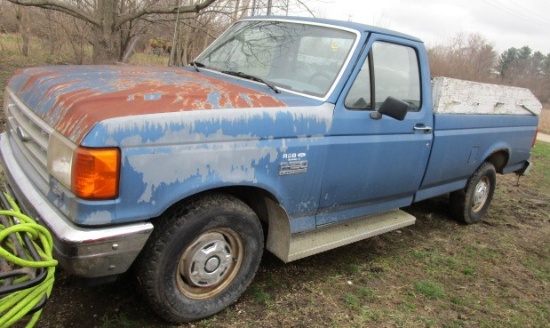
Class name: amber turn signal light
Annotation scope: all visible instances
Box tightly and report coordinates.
[72,147,120,199]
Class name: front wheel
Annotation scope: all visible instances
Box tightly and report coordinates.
[137,194,264,323]
[450,162,496,224]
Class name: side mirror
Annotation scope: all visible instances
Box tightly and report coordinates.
[370,96,409,121]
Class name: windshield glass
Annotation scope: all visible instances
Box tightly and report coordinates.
[195,20,357,97]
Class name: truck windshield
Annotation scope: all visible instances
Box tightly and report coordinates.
[195,20,357,97]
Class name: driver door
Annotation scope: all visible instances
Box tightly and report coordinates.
[316,35,433,226]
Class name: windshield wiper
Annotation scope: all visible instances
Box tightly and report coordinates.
[221,70,280,94]
[189,61,205,72]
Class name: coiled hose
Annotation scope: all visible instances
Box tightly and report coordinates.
[0,193,57,328]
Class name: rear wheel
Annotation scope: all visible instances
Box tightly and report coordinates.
[137,194,264,323]
[450,162,496,224]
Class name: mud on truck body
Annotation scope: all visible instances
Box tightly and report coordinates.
[0,16,540,322]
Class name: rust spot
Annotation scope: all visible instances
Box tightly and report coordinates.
[18,68,58,93]
[10,66,287,144]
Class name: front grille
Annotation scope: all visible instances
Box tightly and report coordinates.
[5,89,53,183]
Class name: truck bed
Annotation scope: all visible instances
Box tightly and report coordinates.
[415,77,541,202]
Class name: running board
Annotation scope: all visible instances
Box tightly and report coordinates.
[268,208,416,263]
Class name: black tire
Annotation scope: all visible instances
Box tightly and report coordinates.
[137,193,264,323]
[450,162,496,224]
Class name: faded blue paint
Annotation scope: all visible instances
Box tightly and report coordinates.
[144,93,162,101]
[81,104,334,147]
[65,104,334,226]
[419,114,538,189]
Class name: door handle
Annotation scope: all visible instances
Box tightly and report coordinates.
[413,125,432,133]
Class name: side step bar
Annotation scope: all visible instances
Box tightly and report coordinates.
[267,206,416,263]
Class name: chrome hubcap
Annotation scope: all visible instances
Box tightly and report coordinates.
[181,232,233,287]
[472,177,489,212]
[177,228,243,300]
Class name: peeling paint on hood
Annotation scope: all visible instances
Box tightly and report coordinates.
[7,65,287,144]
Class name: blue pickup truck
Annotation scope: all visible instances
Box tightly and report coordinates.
[0,16,541,322]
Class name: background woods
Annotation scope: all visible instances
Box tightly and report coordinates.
[428,33,550,103]
[0,0,549,103]
[0,0,313,65]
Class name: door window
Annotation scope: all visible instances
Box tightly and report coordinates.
[345,41,421,111]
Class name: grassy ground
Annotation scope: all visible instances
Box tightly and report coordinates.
[539,105,550,134]
[1,34,549,328]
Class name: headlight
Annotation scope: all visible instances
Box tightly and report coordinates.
[47,132,120,200]
[47,131,75,189]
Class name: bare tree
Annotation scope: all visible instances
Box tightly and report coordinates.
[250,0,316,17]
[166,0,249,66]
[0,2,4,33]
[14,5,30,56]
[428,33,497,82]
[6,0,217,64]
[231,0,252,21]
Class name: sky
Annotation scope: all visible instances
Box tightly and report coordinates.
[287,0,550,55]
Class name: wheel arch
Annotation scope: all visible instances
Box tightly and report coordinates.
[151,186,292,262]
[484,149,509,174]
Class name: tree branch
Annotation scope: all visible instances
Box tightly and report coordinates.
[5,0,100,26]
[116,0,218,28]
[295,0,317,18]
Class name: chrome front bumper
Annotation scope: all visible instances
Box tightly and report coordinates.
[0,133,153,278]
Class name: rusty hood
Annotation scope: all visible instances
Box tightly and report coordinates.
[7,65,287,144]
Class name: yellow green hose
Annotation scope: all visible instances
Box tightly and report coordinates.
[0,193,57,328]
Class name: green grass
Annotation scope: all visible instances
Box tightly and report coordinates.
[249,286,271,305]
[413,280,446,299]
[532,142,550,189]
[344,263,361,274]
[358,286,377,299]
[100,312,137,328]
[539,106,550,134]
[521,255,550,282]
[344,293,360,309]
[462,267,475,276]
[533,139,550,157]
[129,52,170,66]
